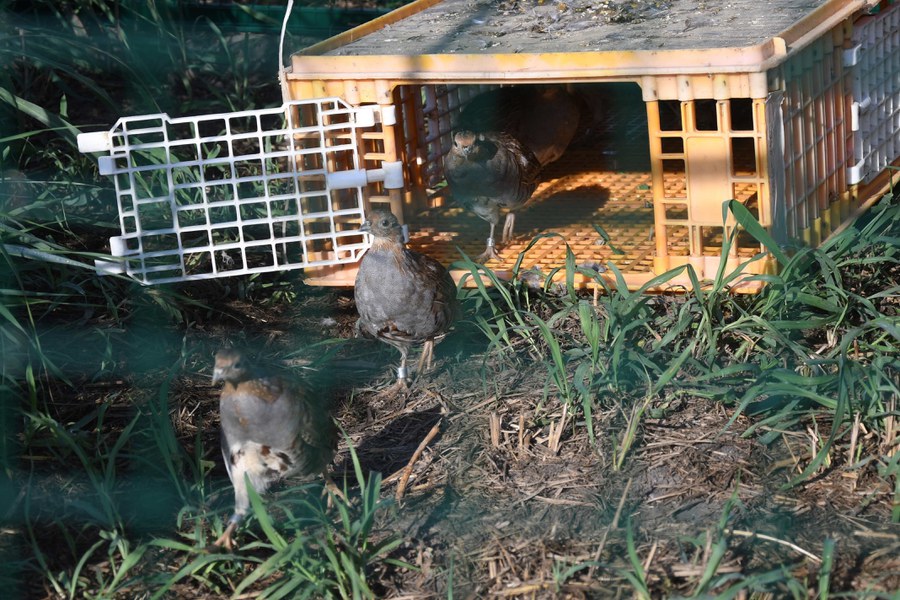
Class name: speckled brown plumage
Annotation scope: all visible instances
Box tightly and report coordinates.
[443,85,587,261]
[354,209,458,391]
[455,85,587,167]
[443,130,541,262]
[211,348,335,550]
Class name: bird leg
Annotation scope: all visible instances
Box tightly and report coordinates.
[396,347,409,388]
[382,347,410,396]
[414,338,435,382]
[211,514,242,552]
[322,472,347,507]
[501,212,516,244]
[385,378,409,396]
[476,223,502,263]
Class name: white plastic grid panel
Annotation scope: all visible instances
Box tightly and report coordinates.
[848,5,900,185]
[78,99,394,284]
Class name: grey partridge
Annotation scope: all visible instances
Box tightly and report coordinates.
[443,85,586,261]
[354,209,458,391]
[211,348,336,550]
[443,130,541,262]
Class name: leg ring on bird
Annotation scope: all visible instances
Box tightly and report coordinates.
[485,237,495,248]
[397,365,408,380]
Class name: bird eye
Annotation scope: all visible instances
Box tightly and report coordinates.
[381,219,390,227]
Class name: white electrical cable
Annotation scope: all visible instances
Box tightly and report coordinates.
[279,0,294,71]
[278,0,295,102]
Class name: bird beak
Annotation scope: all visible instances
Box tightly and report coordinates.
[359,219,371,234]
[212,368,223,383]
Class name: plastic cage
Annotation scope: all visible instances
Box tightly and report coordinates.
[80,0,900,290]
[77,99,402,284]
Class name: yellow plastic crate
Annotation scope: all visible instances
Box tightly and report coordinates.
[285,0,900,290]
[78,0,900,290]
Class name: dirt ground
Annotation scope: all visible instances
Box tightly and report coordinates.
[162,280,900,598]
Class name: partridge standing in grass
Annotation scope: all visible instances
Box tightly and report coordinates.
[354,209,458,392]
[211,348,336,550]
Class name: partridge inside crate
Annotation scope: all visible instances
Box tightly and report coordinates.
[78,0,900,291]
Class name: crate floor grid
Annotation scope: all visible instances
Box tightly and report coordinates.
[405,150,755,281]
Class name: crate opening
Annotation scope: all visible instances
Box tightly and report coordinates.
[375,81,762,283]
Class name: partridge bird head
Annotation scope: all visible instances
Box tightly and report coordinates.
[212,348,249,384]
[359,209,404,244]
[451,130,478,158]
[450,129,499,163]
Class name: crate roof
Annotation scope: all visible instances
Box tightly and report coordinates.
[290,0,871,80]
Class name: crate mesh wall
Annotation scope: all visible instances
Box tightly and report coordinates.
[850,5,900,185]
[778,25,852,243]
[82,100,374,284]
[403,83,497,194]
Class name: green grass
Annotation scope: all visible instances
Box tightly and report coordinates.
[455,195,899,491]
[147,435,409,599]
